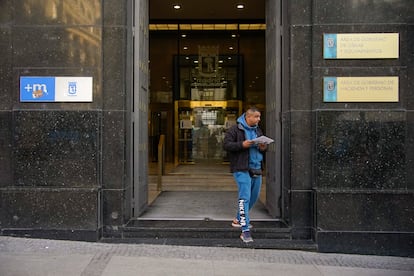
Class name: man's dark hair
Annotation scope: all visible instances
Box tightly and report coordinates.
[246,106,260,114]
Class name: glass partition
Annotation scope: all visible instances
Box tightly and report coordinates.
[176,54,242,101]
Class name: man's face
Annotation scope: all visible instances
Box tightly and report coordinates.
[245,111,261,127]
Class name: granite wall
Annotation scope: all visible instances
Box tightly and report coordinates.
[1,0,413,257]
[0,0,130,240]
[288,0,414,256]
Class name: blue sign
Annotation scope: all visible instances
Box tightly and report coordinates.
[20,76,93,102]
[323,77,338,102]
[323,34,337,59]
[20,77,56,102]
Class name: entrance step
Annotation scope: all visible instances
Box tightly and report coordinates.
[123,219,291,240]
[108,219,316,251]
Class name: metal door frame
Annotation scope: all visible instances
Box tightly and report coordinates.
[128,0,149,217]
[265,0,288,219]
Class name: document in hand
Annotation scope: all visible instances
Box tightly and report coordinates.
[252,136,274,145]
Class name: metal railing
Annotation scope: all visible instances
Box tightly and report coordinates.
[157,134,165,191]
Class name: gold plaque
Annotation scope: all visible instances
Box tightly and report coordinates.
[324,33,399,59]
[324,76,399,102]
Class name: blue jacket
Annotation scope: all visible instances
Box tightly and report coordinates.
[223,114,265,173]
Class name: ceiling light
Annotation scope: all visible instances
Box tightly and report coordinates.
[236,4,245,9]
[181,34,187,38]
[183,46,188,50]
[173,4,181,9]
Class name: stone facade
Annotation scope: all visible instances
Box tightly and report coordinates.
[0,0,412,256]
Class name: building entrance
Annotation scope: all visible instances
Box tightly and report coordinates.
[134,0,284,221]
[145,22,270,219]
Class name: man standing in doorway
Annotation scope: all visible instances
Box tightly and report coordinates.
[223,107,267,243]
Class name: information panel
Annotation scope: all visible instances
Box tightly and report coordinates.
[323,76,399,102]
[324,33,399,59]
[20,76,93,102]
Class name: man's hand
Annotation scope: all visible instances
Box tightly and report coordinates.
[242,140,255,148]
[258,143,267,151]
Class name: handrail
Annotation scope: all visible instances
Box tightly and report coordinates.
[157,134,166,191]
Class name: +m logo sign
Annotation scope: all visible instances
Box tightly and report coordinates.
[20,77,56,102]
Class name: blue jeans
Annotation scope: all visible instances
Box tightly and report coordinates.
[233,171,262,232]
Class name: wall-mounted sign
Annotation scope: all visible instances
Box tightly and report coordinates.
[20,76,93,102]
[323,76,399,102]
[324,33,399,59]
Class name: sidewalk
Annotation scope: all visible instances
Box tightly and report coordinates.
[0,236,413,276]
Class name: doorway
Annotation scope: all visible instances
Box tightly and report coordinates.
[131,0,284,223]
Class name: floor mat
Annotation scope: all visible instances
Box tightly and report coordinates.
[140,191,273,221]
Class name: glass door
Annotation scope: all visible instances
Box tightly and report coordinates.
[192,107,225,162]
[176,102,241,164]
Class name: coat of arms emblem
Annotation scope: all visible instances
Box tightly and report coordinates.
[198,45,219,77]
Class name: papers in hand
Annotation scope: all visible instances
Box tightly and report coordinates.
[252,136,274,145]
